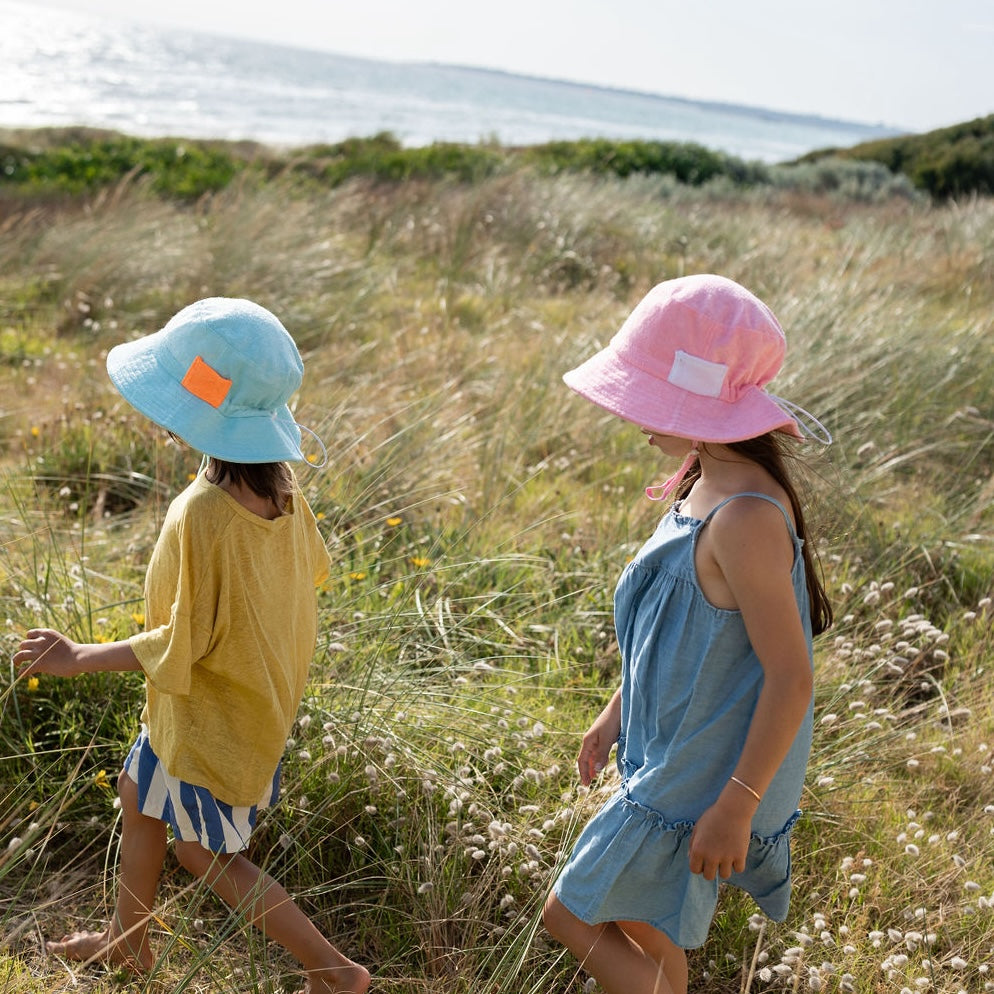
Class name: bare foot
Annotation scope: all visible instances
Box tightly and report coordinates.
[46,928,151,973]
[298,962,371,994]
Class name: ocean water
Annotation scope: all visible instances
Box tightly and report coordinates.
[0,0,897,163]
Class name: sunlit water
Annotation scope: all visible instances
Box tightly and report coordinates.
[0,0,898,162]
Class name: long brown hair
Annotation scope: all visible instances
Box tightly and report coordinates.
[674,433,833,635]
[205,458,295,512]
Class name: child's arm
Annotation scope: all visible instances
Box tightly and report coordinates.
[578,687,622,786]
[14,628,142,678]
[688,498,814,881]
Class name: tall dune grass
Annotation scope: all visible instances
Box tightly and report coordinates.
[2,166,993,993]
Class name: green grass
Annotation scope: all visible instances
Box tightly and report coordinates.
[1,137,994,993]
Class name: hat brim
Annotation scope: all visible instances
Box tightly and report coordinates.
[563,345,802,443]
[107,335,305,463]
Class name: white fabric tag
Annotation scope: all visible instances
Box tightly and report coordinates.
[668,350,727,398]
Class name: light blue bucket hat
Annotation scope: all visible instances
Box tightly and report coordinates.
[107,297,317,464]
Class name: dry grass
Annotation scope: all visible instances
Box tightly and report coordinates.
[2,167,993,993]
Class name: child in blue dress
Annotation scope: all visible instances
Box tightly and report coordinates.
[543,274,832,994]
[16,298,370,994]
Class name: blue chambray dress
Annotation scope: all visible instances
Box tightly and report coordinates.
[553,492,814,949]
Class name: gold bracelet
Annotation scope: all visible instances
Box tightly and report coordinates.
[729,775,762,803]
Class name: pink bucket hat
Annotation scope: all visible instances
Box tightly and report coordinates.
[563,274,814,443]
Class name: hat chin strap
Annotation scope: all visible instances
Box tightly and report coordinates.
[298,423,328,469]
[645,443,700,502]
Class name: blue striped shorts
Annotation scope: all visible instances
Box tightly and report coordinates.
[123,727,280,854]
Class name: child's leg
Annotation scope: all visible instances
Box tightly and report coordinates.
[48,771,167,971]
[619,919,688,994]
[543,892,686,994]
[174,841,369,994]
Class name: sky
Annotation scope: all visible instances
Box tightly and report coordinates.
[24,0,994,132]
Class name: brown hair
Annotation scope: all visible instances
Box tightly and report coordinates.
[165,432,296,511]
[205,458,295,512]
[675,433,833,635]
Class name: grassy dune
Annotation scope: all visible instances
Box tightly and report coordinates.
[1,156,994,994]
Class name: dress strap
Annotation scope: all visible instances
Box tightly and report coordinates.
[703,491,798,540]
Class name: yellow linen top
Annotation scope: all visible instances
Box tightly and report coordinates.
[130,473,331,806]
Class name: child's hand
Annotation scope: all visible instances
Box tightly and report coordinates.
[687,797,752,881]
[577,721,615,786]
[577,688,623,786]
[13,629,84,678]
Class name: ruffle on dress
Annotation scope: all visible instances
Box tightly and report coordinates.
[553,786,800,949]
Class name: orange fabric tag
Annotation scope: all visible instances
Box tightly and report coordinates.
[181,355,232,408]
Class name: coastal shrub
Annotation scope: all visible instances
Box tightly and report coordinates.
[289,132,504,186]
[521,138,765,186]
[799,113,994,200]
[909,131,994,200]
[0,133,243,199]
[6,125,991,203]
[139,140,243,199]
[767,157,921,202]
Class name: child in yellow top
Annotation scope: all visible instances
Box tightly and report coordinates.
[16,298,370,994]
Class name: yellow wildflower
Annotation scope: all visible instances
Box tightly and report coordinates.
[94,770,112,791]
[386,516,402,527]
[410,556,431,569]
[27,676,39,692]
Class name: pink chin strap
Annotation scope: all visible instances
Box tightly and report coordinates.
[645,444,700,502]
